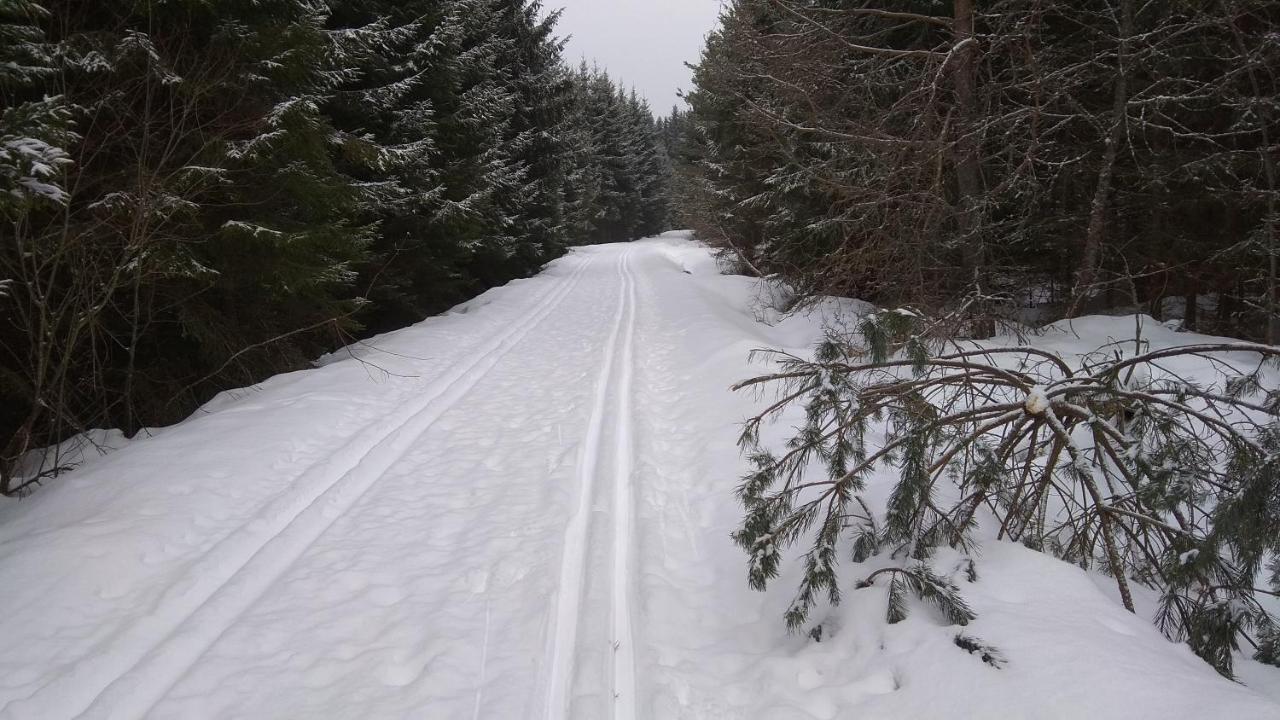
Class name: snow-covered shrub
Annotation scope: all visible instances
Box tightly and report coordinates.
[734,309,1280,677]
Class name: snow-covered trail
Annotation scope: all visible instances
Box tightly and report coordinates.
[1,236,1278,720]
[0,241,680,720]
[11,248,599,720]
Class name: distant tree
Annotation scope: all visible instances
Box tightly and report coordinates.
[562,65,671,244]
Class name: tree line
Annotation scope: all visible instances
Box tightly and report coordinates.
[672,0,1280,678]
[0,0,670,494]
[671,0,1279,340]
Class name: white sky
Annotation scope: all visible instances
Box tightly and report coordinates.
[543,0,725,114]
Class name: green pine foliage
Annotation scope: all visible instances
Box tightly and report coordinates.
[0,0,73,216]
[953,634,1006,669]
[564,65,671,245]
[1259,560,1280,667]
[735,311,1280,677]
[0,0,671,493]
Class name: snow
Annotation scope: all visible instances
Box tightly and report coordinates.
[2,136,71,203]
[1023,386,1050,416]
[0,234,1277,719]
[7,428,133,485]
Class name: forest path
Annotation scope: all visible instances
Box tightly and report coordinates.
[0,239,710,720]
[3,235,1278,720]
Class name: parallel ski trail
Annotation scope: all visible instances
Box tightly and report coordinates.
[471,598,492,720]
[543,251,632,720]
[610,253,639,720]
[6,256,594,720]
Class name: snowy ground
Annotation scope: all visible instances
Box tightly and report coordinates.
[0,235,1277,719]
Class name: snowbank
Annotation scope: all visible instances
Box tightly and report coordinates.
[628,235,1280,719]
[0,236,1274,719]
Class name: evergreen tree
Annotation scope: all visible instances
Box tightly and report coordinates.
[0,0,71,215]
[678,0,1280,336]
[487,1,572,275]
[626,91,672,236]
[560,63,606,245]
[1,0,370,489]
[559,65,671,245]
[1,0,674,489]
[325,0,465,331]
[327,0,585,331]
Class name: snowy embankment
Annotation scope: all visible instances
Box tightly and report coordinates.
[0,234,1276,719]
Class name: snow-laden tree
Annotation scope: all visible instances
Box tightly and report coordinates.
[678,0,1280,340]
[0,0,77,494]
[328,0,582,331]
[735,311,1280,677]
[491,1,573,272]
[0,0,674,492]
[560,63,607,246]
[624,90,673,236]
[0,0,370,492]
[323,0,455,331]
[0,0,73,214]
[562,67,671,245]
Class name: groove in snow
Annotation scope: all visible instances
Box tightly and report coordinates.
[611,251,639,720]
[13,256,595,720]
[543,251,634,720]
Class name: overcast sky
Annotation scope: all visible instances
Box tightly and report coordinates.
[544,0,725,114]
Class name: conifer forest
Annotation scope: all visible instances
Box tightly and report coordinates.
[670,1,1280,339]
[1,0,670,492]
[2,2,1280,718]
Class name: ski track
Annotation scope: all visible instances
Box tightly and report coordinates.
[470,597,492,720]
[610,251,639,720]
[8,238,1274,720]
[3,254,594,720]
[542,249,637,720]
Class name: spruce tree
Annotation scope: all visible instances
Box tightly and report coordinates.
[324,0,455,331]
[560,63,606,246]
[1,0,675,488]
[1,0,370,487]
[626,92,672,236]
[486,1,572,275]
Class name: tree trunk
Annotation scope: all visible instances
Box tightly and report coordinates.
[1226,18,1279,342]
[951,0,992,337]
[1185,286,1198,332]
[1070,0,1132,318]
[952,0,983,276]
[1268,228,1278,344]
[1219,287,1237,336]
